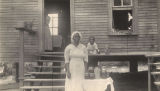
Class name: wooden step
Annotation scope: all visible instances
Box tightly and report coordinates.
[156,67,160,70]
[41,52,64,55]
[32,66,64,68]
[40,55,64,58]
[149,62,160,65]
[20,86,64,89]
[154,82,160,85]
[24,79,65,82]
[151,72,160,75]
[27,72,66,75]
[38,60,64,62]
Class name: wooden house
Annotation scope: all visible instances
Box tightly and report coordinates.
[0,0,160,62]
[0,0,160,91]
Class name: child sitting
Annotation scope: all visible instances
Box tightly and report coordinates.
[87,36,100,54]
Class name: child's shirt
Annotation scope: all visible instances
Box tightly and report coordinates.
[87,42,99,54]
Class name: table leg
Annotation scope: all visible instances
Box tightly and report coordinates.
[129,60,138,72]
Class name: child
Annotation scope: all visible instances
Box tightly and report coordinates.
[87,36,100,54]
[87,36,100,78]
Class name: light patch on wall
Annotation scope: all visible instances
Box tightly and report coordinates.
[48,14,58,35]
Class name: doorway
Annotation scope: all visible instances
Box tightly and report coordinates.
[44,0,70,52]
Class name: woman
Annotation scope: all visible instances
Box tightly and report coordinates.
[44,15,52,51]
[64,31,88,91]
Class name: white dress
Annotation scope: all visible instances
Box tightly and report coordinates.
[64,44,88,91]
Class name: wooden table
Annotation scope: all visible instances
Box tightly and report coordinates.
[88,52,148,72]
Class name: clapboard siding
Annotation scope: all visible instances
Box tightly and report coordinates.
[74,0,109,52]
[158,0,160,51]
[74,0,159,52]
[136,0,158,52]
[0,0,40,62]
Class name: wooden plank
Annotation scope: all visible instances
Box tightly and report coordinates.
[154,82,160,85]
[24,79,65,82]
[151,72,160,75]
[27,72,65,75]
[32,66,64,68]
[20,86,64,89]
[38,60,64,62]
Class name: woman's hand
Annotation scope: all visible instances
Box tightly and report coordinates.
[67,71,71,79]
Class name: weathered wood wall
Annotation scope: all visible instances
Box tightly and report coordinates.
[74,0,109,52]
[73,0,159,53]
[0,0,41,62]
[0,0,159,63]
[158,0,160,51]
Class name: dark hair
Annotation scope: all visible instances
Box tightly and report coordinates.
[89,36,95,41]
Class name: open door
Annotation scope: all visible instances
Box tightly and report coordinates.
[44,0,70,52]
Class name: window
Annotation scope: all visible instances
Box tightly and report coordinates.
[113,0,132,6]
[48,14,58,35]
[112,0,133,32]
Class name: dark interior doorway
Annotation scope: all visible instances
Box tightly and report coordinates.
[44,0,70,52]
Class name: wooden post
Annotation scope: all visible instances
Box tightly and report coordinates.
[148,57,151,91]
[19,30,24,86]
[70,0,75,33]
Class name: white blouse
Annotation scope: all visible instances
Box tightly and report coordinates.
[64,44,88,63]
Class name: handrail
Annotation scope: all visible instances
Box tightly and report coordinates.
[15,27,36,34]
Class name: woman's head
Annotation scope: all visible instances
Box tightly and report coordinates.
[71,31,82,45]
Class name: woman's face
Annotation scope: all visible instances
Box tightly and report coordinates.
[73,33,80,44]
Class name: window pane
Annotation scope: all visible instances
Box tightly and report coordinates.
[49,28,53,35]
[114,0,121,6]
[123,0,131,5]
[53,17,58,27]
[53,28,58,35]
[49,18,52,27]
[113,10,132,30]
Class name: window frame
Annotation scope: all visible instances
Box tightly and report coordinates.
[108,0,137,35]
[113,0,133,7]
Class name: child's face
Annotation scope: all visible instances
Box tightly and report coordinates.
[89,38,95,45]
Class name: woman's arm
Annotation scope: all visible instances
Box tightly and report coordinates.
[64,45,71,79]
[84,61,88,72]
[65,63,71,79]
[84,46,88,72]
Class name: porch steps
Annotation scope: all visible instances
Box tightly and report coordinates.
[20,52,66,91]
[149,60,160,90]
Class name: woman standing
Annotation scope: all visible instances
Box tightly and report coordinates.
[44,15,52,51]
[64,31,88,91]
